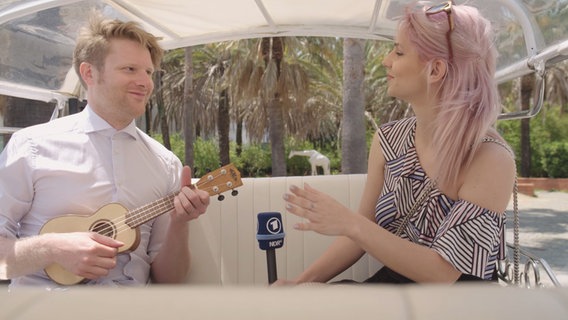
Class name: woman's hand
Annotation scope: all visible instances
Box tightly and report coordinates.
[283,183,358,237]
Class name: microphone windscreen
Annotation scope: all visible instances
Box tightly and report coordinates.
[256,212,285,250]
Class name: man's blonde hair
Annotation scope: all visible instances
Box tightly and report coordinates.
[73,12,163,88]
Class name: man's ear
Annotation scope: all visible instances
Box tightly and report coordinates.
[429,59,448,84]
[79,62,95,87]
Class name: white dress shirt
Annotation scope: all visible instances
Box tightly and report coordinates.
[0,105,182,289]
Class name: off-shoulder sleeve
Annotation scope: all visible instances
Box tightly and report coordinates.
[431,199,505,280]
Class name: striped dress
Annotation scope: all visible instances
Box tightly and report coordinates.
[375,117,506,280]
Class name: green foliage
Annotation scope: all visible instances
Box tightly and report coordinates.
[152,133,344,177]
[151,133,184,163]
[193,138,220,177]
[498,105,568,178]
[153,103,568,179]
[328,153,342,175]
[152,134,220,177]
[541,142,568,178]
[497,117,547,177]
[230,142,272,177]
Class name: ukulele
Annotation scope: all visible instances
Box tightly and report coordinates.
[39,163,242,285]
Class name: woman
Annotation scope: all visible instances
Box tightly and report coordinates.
[280,1,516,284]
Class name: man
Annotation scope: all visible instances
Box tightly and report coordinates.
[0,14,210,289]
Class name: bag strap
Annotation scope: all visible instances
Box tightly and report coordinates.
[395,179,435,237]
[482,137,520,285]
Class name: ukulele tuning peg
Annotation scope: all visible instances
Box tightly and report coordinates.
[217,194,225,201]
[231,190,238,197]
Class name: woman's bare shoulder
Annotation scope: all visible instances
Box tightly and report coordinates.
[458,140,516,213]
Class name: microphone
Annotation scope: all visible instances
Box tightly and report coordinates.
[256,212,285,284]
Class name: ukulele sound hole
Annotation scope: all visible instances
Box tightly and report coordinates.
[90,220,116,238]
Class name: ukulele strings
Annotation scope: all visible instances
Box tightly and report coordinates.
[93,195,175,237]
[93,172,228,237]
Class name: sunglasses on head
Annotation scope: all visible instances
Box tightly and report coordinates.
[425,1,455,61]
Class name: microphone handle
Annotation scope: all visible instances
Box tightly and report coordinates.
[266,249,277,284]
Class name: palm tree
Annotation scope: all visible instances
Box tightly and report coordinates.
[544,60,568,115]
[227,37,311,176]
[183,47,195,168]
[342,38,367,174]
[155,37,399,176]
[291,38,394,174]
[154,69,171,150]
[519,74,534,177]
[296,37,345,148]
[261,37,286,176]
[192,43,232,166]
[153,50,186,132]
[157,45,224,167]
[364,41,411,125]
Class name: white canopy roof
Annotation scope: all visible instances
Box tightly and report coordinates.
[1,0,567,105]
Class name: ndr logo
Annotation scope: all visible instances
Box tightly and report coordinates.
[268,239,283,248]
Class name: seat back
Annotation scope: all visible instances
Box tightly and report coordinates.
[186,174,382,285]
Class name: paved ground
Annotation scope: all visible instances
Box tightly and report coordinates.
[505,190,568,287]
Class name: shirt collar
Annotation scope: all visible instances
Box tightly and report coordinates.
[81,105,139,140]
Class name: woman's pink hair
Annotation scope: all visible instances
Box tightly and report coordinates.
[400,2,502,189]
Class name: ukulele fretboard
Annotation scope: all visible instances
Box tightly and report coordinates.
[125,194,175,228]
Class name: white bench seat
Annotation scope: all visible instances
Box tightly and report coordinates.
[187,174,383,285]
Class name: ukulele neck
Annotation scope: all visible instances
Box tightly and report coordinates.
[123,163,243,228]
[125,194,176,228]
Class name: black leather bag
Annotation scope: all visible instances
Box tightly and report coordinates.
[363,266,414,284]
[361,266,494,284]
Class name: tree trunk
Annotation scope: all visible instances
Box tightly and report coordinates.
[341,38,367,174]
[218,87,230,166]
[520,74,533,177]
[144,101,152,134]
[268,96,286,176]
[183,47,195,168]
[155,70,171,150]
[236,106,243,157]
[263,37,287,176]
